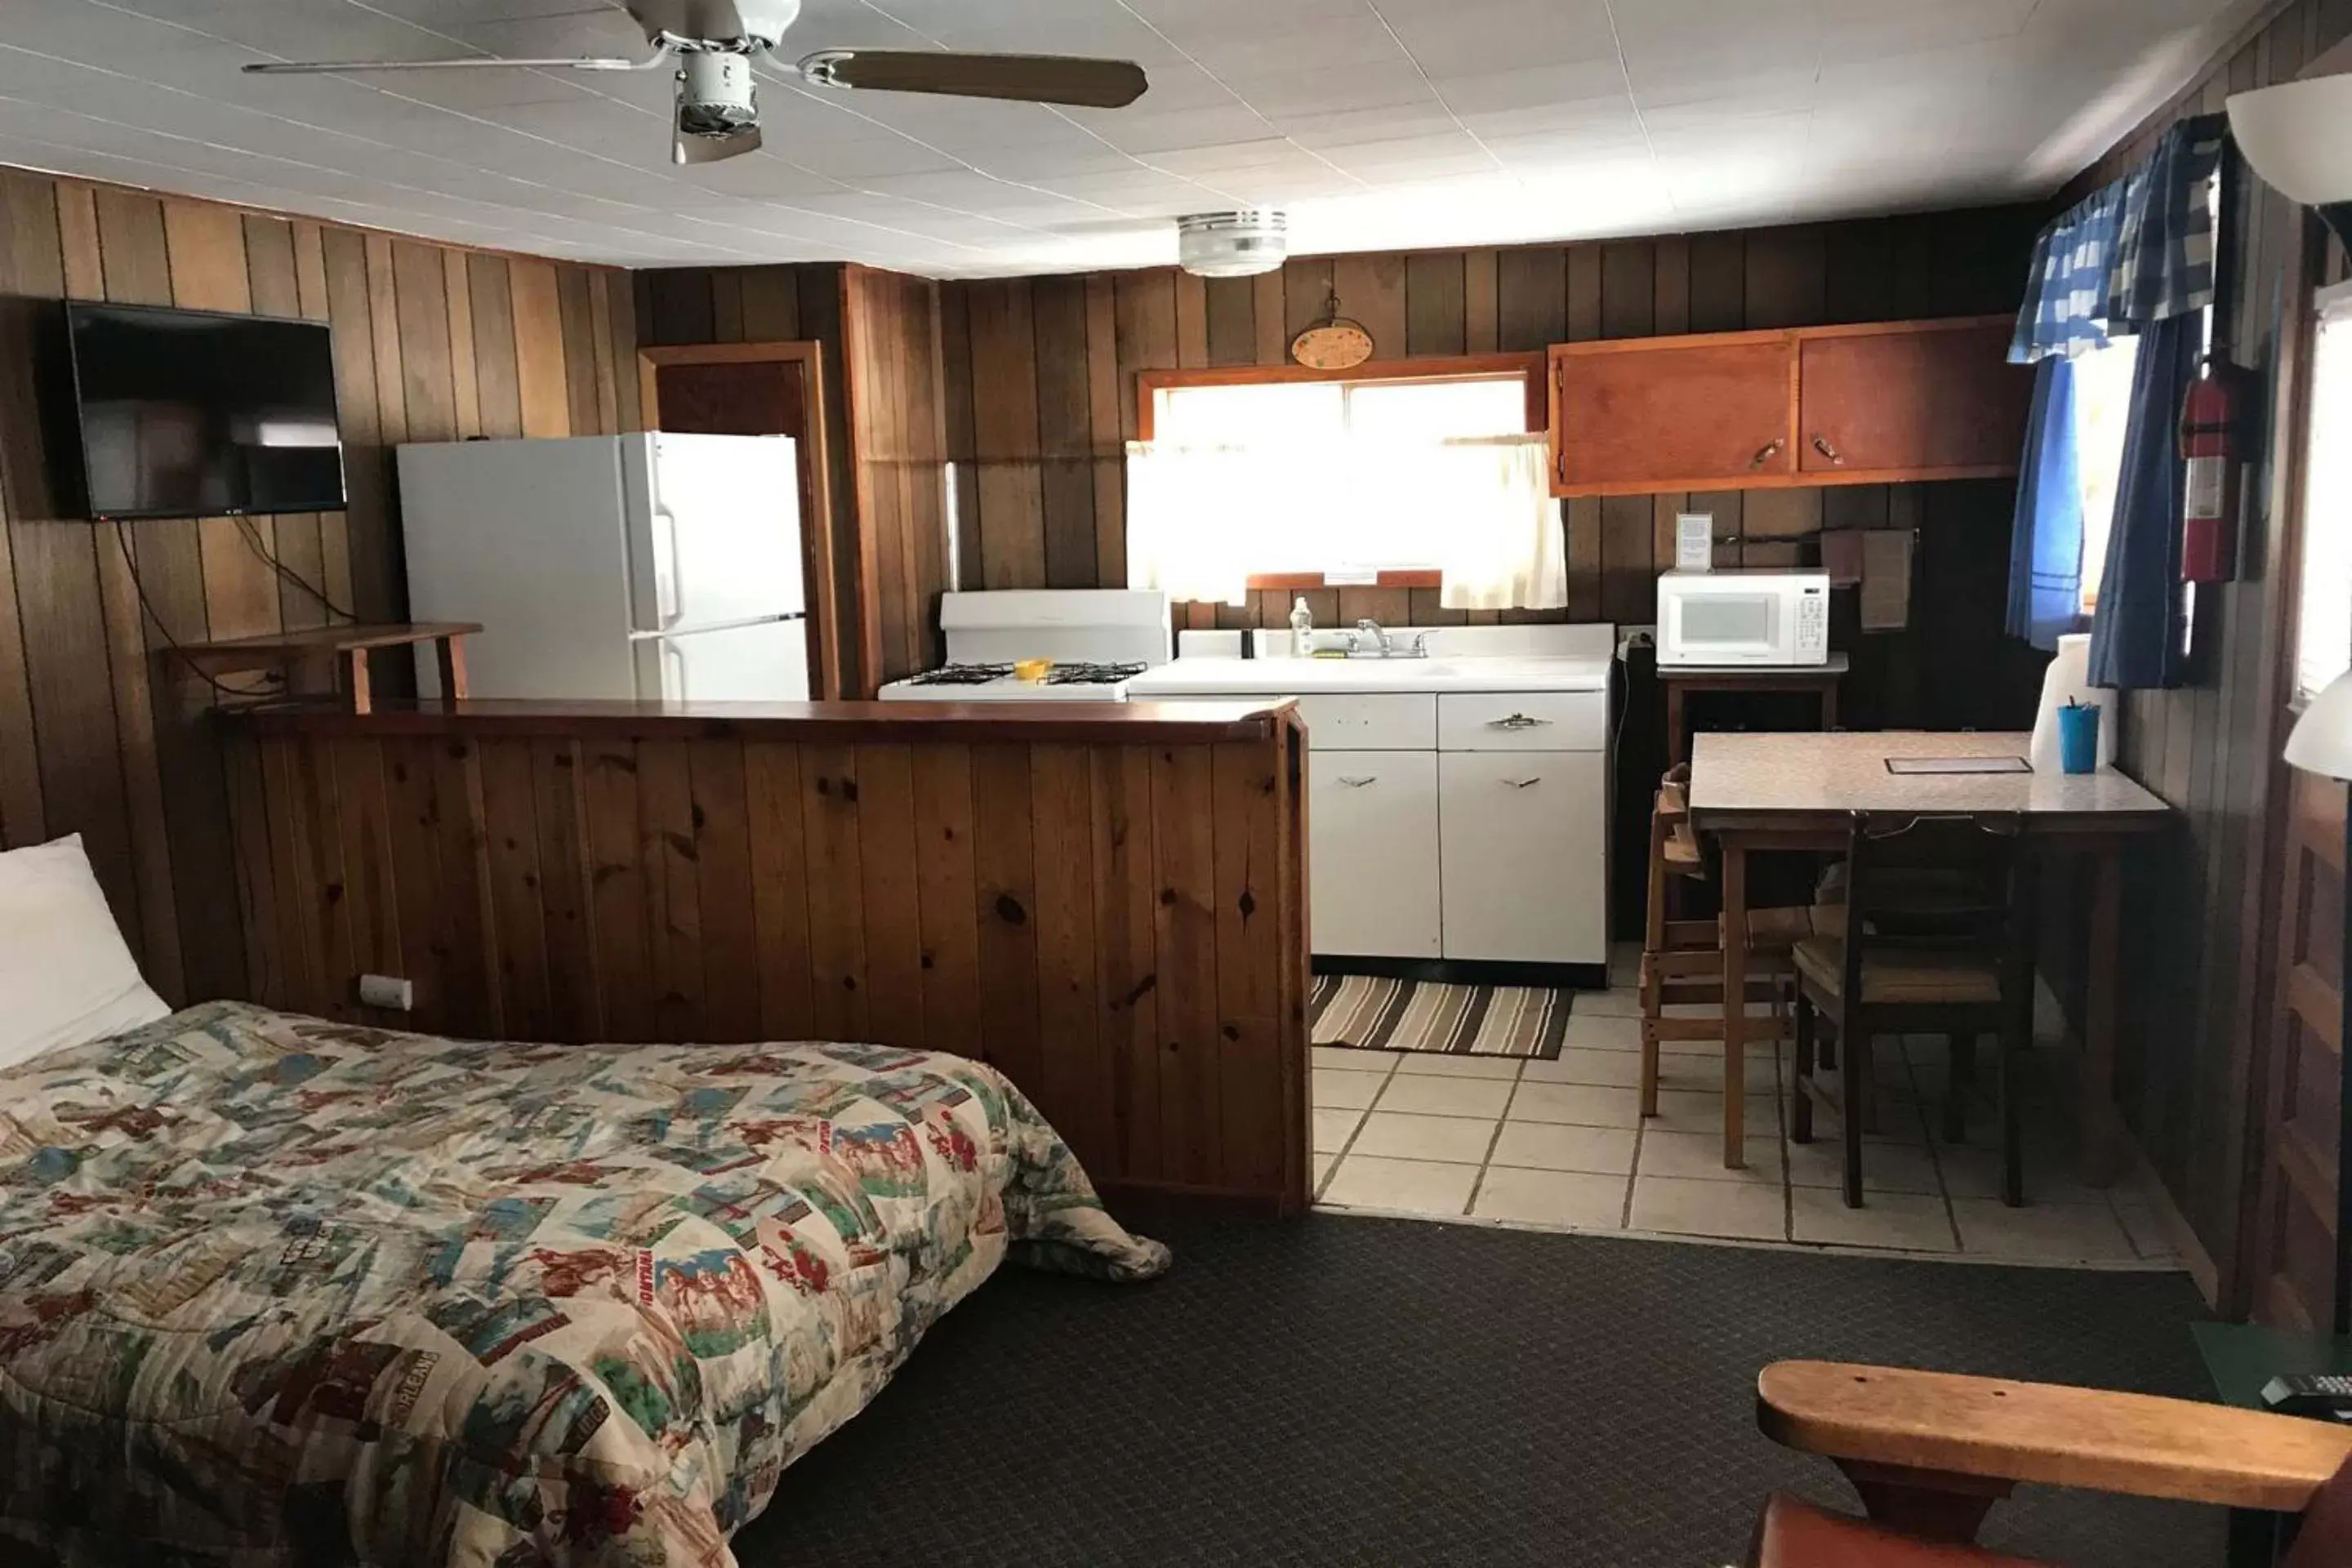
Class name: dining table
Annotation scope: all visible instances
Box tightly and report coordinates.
[1686,730,2174,1177]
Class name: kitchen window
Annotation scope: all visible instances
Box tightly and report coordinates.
[2296,282,2352,703]
[2069,337,2140,612]
[1125,358,1562,610]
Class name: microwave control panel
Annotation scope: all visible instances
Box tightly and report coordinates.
[1795,586,1829,654]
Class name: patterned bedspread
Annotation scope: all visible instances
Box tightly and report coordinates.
[0,1002,1168,1566]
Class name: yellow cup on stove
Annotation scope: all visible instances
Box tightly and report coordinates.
[1013,658,1052,683]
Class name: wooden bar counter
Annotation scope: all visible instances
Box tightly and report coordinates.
[220,698,1312,1213]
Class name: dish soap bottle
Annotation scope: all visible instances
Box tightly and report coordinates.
[1289,596,1313,658]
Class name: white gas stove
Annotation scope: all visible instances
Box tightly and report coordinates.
[876,589,1172,703]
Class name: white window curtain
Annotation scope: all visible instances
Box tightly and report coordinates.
[1123,430,1562,610]
[1424,435,1565,611]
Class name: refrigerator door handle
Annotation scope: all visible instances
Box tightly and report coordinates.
[661,639,687,702]
[652,506,682,630]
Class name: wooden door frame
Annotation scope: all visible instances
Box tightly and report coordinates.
[638,341,841,700]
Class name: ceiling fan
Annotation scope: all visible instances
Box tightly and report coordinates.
[241,0,1148,166]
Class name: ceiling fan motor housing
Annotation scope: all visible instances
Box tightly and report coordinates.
[678,51,758,134]
[1178,210,1290,278]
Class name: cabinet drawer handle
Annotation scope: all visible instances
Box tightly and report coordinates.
[1811,434,1845,465]
[1749,438,1785,469]
[1489,713,1550,730]
[1337,775,1378,788]
[1503,777,1543,790]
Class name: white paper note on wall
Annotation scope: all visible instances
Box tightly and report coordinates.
[1675,514,1713,572]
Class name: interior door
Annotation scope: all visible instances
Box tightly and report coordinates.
[642,345,837,695]
[1797,321,2030,475]
[1553,336,1796,495]
[2249,769,2345,1329]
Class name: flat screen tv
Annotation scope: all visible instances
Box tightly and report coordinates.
[57,301,346,520]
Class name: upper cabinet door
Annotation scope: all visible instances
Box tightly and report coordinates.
[1552,336,1796,496]
[1797,319,2031,478]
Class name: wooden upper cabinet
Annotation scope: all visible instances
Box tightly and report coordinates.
[1797,318,2030,479]
[1552,336,1796,493]
[1549,314,2028,497]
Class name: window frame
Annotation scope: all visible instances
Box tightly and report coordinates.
[1133,352,1547,590]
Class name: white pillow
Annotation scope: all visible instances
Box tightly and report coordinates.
[0,834,171,1070]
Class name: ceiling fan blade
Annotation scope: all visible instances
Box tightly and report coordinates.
[796,50,1147,109]
[243,54,664,75]
[675,124,764,166]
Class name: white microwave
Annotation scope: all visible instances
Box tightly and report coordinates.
[1655,570,1831,668]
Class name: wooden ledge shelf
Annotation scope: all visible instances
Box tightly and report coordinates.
[228,694,1300,746]
[174,621,479,713]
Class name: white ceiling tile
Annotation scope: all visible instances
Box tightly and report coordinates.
[0,0,2270,271]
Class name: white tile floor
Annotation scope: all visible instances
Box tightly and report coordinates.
[1311,950,2182,1270]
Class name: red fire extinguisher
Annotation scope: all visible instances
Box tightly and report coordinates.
[2179,350,2243,583]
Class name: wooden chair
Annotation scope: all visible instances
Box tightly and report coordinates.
[1637,771,1818,1129]
[1750,1359,2352,1567]
[1788,813,2034,1209]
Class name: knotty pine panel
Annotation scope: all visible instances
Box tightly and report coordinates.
[0,164,638,1010]
[220,715,1312,1213]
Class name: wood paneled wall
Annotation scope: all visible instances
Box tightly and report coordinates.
[0,169,637,1010]
[2035,0,2352,1308]
[220,706,1312,1211]
[841,265,951,685]
[932,208,2044,634]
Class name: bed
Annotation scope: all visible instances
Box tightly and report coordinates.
[0,1000,1169,1566]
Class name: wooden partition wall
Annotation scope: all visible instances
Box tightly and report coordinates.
[219,701,1312,1213]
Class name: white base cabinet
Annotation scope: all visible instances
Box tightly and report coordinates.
[1437,751,1607,964]
[1308,751,1441,958]
[1134,669,1611,967]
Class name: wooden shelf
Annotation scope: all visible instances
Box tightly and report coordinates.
[175,621,479,714]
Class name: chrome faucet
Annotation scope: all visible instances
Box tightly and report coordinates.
[1346,619,1432,659]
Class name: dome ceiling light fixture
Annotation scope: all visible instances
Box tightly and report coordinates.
[1177,210,1290,278]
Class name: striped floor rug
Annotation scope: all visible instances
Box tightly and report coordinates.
[1309,976,1572,1060]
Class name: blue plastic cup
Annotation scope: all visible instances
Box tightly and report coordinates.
[2057,703,2100,775]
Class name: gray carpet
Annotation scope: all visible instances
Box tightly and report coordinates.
[734,1209,2221,1567]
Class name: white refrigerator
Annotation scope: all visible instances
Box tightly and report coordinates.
[396,433,808,702]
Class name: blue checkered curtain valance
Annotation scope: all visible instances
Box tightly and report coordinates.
[2009,182,2127,363]
[2009,112,2229,364]
[2106,113,2228,332]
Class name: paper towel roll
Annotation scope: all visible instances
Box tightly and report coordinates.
[2030,633,2116,772]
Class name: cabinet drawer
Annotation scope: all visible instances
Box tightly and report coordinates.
[1438,690,1606,751]
[1294,693,1437,751]
[1308,751,1441,959]
[1438,751,1607,964]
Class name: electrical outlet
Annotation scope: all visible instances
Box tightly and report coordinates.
[357,974,415,1012]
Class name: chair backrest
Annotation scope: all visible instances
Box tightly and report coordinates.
[1838,812,2029,1000]
[2286,1448,2352,1567]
